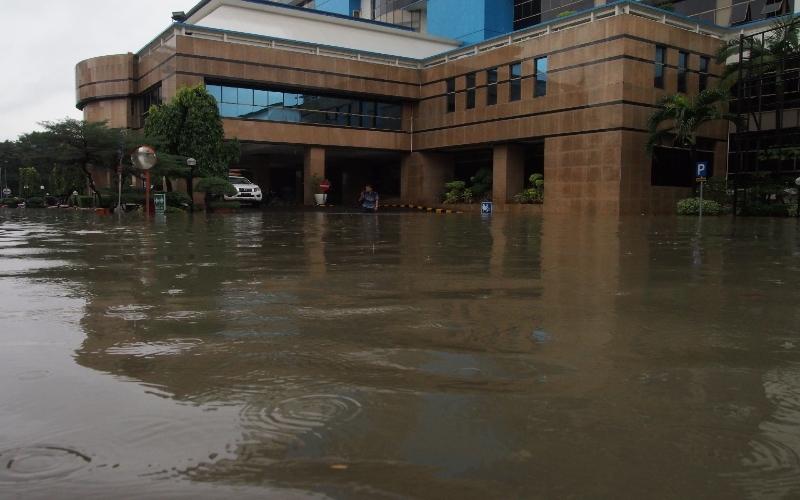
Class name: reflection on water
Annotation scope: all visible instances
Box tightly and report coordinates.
[1,210,800,498]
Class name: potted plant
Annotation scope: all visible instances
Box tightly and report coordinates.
[310,174,331,206]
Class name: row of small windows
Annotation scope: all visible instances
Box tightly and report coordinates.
[654,46,711,93]
[445,56,548,113]
[206,83,403,130]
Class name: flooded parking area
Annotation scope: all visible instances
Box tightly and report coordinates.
[1,210,800,499]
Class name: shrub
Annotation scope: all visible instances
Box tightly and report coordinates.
[443,180,467,204]
[77,195,95,208]
[196,177,236,197]
[677,197,722,216]
[25,197,45,208]
[469,168,492,200]
[2,197,21,208]
[513,173,545,204]
[165,191,192,208]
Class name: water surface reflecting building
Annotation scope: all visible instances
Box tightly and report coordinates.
[76,0,794,214]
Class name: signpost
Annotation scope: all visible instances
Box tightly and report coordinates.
[481,201,493,215]
[154,193,166,215]
[696,161,708,218]
[1,188,10,198]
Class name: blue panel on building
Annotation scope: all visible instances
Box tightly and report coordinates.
[427,0,513,43]
[314,0,360,16]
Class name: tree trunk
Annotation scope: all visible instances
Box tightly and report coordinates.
[81,164,103,205]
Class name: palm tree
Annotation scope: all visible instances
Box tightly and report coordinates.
[647,88,740,169]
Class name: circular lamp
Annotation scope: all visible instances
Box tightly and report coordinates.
[132,146,157,171]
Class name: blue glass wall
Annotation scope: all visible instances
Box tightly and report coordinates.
[313,0,361,16]
[427,0,514,43]
[206,83,403,131]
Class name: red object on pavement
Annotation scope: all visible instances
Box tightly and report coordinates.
[320,179,331,193]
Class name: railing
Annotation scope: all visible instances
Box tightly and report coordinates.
[137,0,736,70]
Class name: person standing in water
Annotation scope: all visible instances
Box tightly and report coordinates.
[358,184,379,213]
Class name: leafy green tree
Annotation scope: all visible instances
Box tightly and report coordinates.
[144,85,240,199]
[0,141,22,193]
[18,167,40,198]
[647,88,739,168]
[19,120,122,204]
[49,165,86,198]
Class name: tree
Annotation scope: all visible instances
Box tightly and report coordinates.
[144,85,240,199]
[647,88,740,169]
[18,167,40,199]
[19,120,122,204]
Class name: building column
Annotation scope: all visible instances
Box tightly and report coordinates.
[303,146,325,206]
[401,151,454,206]
[492,144,525,204]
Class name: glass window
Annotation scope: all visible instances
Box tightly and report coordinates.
[654,46,666,89]
[206,81,403,131]
[237,88,253,105]
[535,56,548,97]
[446,78,456,113]
[206,84,222,102]
[222,86,238,104]
[254,90,269,107]
[284,93,301,108]
[487,68,498,106]
[678,51,688,93]
[699,56,710,92]
[510,62,522,101]
[466,73,476,109]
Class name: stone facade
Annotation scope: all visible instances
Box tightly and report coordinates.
[76,7,729,215]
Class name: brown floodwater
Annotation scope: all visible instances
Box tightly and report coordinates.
[1,209,800,499]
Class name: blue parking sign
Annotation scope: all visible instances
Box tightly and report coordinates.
[696,161,709,178]
[481,201,492,214]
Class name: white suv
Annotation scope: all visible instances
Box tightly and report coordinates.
[225,176,263,205]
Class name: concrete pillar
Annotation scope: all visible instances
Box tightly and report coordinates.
[401,151,454,206]
[303,146,325,206]
[492,144,525,204]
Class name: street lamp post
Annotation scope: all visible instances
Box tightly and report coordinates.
[187,157,197,204]
[131,146,157,215]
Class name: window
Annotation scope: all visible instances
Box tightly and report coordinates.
[510,62,522,101]
[654,45,666,89]
[466,73,476,109]
[487,68,498,105]
[514,0,541,30]
[207,82,403,131]
[446,78,456,113]
[372,0,423,30]
[699,56,710,91]
[137,83,163,127]
[534,56,548,97]
[678,51,688,93]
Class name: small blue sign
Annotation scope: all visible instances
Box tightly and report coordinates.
[481,201,492,215]
[696,161,709,178]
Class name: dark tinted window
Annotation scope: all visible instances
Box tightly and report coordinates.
[535,56,548,97]
[487,68,498,105]
[446,78,456,113]
[466,72,476,109]
[510,63,522,101]
[678,51,689,93]
[654,45,666,89]
[699,55,710,91]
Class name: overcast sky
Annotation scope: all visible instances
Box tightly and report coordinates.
[0,0,193,141]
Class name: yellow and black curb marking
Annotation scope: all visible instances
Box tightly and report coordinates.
[386,204,463,214]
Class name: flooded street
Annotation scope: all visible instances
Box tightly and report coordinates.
[1,210,800,499]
